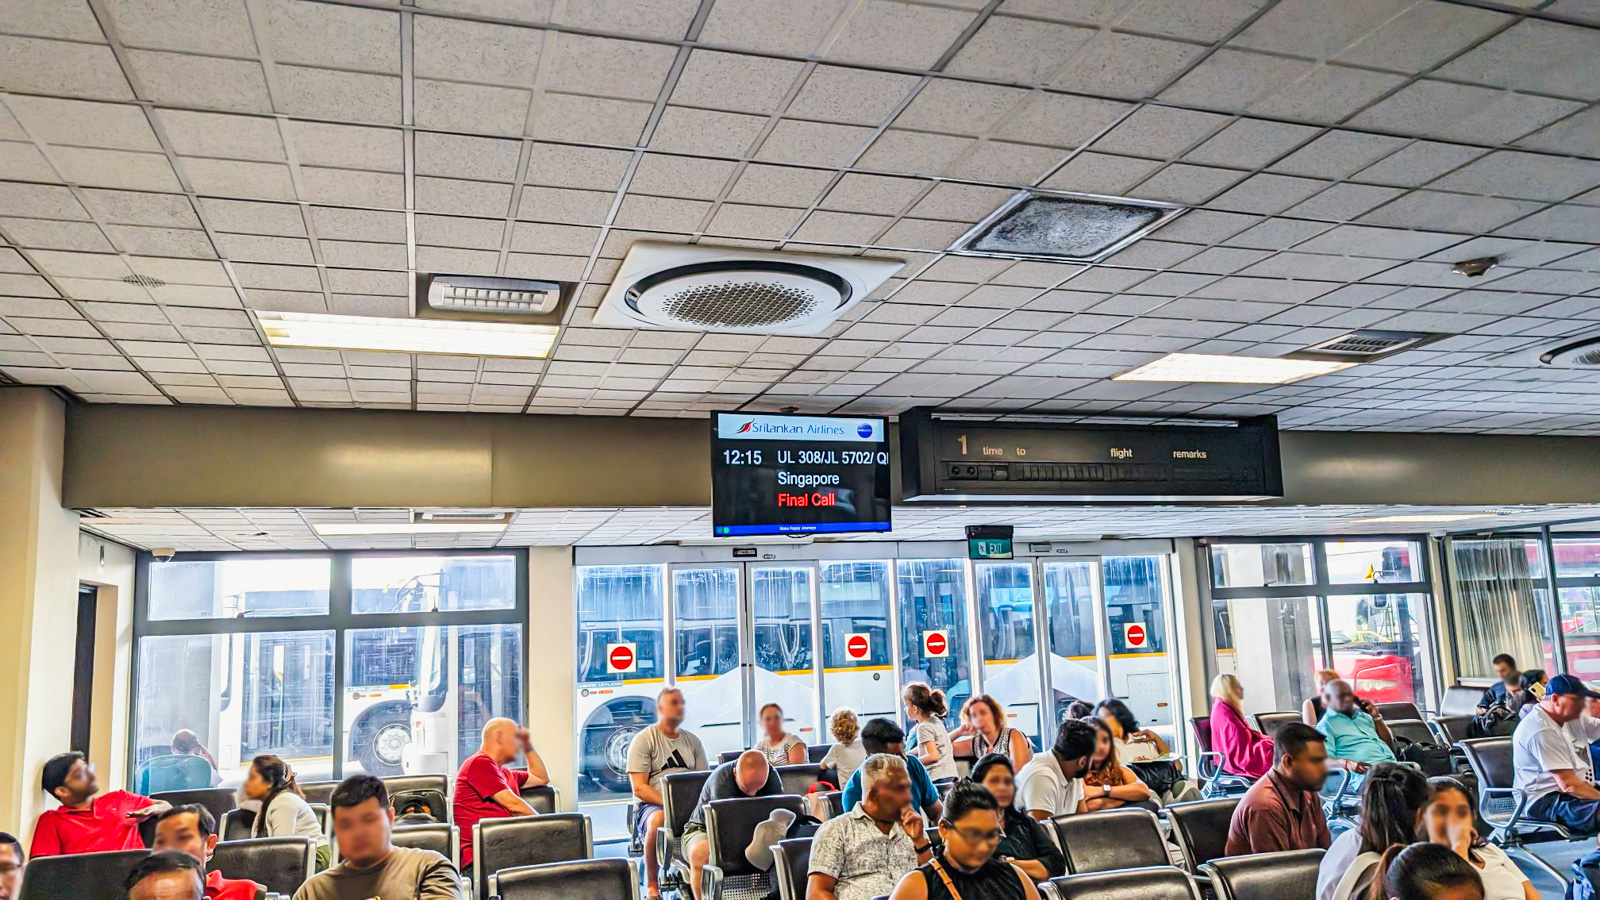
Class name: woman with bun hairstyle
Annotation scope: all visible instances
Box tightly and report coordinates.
[1372,842,1484,900]
[1317,762,1431,900]
[904,682,958,782]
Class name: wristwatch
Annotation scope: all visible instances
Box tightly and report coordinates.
[1101,784,1111,797]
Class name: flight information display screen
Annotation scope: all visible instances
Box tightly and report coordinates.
[710,412,892,537]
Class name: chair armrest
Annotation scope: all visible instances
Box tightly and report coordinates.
[1480,786,1532,838]
[1197,750,1224,781]
[703,863,724,900]
[656,824,674,869]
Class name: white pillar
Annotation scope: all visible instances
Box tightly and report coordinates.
[526,547,576,808]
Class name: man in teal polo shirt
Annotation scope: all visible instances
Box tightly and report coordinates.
[1316,679,1396,776]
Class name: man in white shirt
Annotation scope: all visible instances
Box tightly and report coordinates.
[1514,674,1600,832]
[807,754,933,900]
[1014,719,1097,821]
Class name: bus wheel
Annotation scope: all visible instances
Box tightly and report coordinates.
[583,723,640,794]
[360,721,412,776]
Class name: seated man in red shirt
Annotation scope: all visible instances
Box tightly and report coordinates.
[30,752,170,858]
[153,804,263,900]
[452,717,549,885]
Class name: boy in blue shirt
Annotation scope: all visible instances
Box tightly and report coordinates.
[841,718,944,822]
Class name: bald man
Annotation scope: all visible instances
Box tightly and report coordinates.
[452,717,549,882]
[680,750,783,900]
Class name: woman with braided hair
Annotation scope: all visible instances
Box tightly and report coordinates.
[1316,761,1431,900]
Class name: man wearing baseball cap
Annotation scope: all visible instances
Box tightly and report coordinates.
[1514,673,1600,832]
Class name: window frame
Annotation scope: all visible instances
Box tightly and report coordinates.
[1199,535,1439,711]
[129,547,529,786]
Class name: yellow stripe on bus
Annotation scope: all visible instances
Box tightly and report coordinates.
[822,665,894,673]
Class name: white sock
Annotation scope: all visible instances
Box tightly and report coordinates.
[744,808,797,870]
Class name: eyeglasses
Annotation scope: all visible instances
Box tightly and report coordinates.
[947,825,1003,844]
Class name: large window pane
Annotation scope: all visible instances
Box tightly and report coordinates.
[976,563,1041,744]
[345,624,522,777]
[1325,540,1422,585]
[573,565,667,840]
[134,631,335,790]
[674,567,744,763]
[1210,542,1313,588]
[1555,539,1600,577]
[1326,593,1428,708]
[1104,556,1174,732]
[1213,597,1321,716]
[1451,539,1557,678]
[1043,561,1101,727]
[148,558,330,620]
[1560,587,1600,680]
[752,566,818,742]
[819,560,896,725]
[352,554,515,613]
[897,559,971,731]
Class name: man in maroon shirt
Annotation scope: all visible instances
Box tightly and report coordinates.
[1224,722,1333,856]
[29,752,170,858]
[153,805,263,900]
[452,718,549,884]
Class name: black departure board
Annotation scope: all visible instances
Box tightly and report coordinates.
[710,412,893,536]
[899,408,1282,502]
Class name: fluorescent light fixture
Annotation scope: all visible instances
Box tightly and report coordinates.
[1351,514,1495,524]
[313,523,508,536]
[1114,352,1356,385]
[258,311,557,358]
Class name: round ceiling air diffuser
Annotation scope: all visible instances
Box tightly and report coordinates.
[596,243,905,335]
[1541,336,1600,368]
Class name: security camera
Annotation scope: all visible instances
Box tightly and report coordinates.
[151,548,176,562]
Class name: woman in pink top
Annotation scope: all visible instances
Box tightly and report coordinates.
[1209,674,1275,779]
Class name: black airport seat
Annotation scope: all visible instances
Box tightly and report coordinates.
[807,744,830,764]
[772,837,811,900]
[1431,714,1475,746]
[1386,718,1436,747]
[1458,737,1576,842]
[209,836,316,897]
[1167,797,1239,872]
[219,808,256,842]
[384,775,450,821]
[299,780,339,805]
[1441,685,1485,717]
[1376,702,1424,723]
[823,790,844,818]
[719,750,743,764]
[520,782,560,814]
[702,794,807,900]
[19,848,148,900]
[1251,711,1302,737]
[1044,865,1202,900]
[392,822,459,868]
[490,858,639,900]
[472,813,591,900]
[657,769,714,879]
[1189,717,1254,797]
[152,788,239,827]
[1201,848,1325,900]
[776,764,821,796]
[1051,807,1169,874]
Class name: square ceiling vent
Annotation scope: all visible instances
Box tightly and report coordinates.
[951,189,1184,262]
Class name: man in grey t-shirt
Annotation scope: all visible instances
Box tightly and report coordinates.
[628,687,707,899]
[294,776,462,900]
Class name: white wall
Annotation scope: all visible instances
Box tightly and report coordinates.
[526,548,576,808]
[79,533,137,791]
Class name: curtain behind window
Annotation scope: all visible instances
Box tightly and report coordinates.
[1451,539,1544,679]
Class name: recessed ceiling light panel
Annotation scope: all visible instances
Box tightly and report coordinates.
[1351,514,1494,524]
[951,189,1184,262]
[257,311,557,358]
[1114,352,1356,385]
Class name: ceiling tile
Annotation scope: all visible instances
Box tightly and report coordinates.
[945,14,1096,84]
[413,14,542,85]
[671,50,805,115]
[697,0,852,55]
[648,107,767,156]
[123,50,268,112]
[0,36,132,100]
[548,34,677,101]
[1437,18,1600,101]
[287,122,404,172]
[895,79,1031,136]
[726,165,834,207]
[262,0,400,73]
[1430,151,1600,202]
[754,120,875,167]
[416,81,532,137]
[1269,131,1410,180]
[1351,79,1584,144]
[274,66,402,125]
[828,1,977,70]
[1049,32,1207,100]
[857,130,977,176]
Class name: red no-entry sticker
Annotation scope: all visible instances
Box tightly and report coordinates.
[607,642,637,674]
[845,633,871,660]
[1125,623,1147,648]
[924,630,949,658]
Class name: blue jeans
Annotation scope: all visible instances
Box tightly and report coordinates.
[1528,791,1600,833]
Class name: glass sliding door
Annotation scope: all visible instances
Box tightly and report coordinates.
[975,562,1042,744]
[750,564,819,744]
[1103,556,1176,732]
[818,560,897,728]
[672,565,746,761]
[897,559,971,730]
[1040,560,1103,728]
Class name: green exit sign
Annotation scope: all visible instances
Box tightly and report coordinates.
[968,536,1013,560]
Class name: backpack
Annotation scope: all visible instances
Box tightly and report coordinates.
[388,788,448,824]
[1394,736,1455,777]
[1472,701,1518,739]
[1568,846,1600,900]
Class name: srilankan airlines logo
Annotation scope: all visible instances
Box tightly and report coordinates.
[737,421,754,434]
